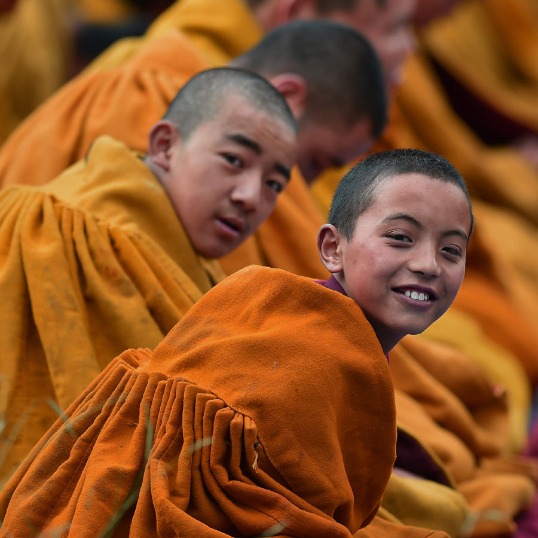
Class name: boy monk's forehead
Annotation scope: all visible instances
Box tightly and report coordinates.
[371,173,472,233]
[207,95,297,164]
[215,91,296,132]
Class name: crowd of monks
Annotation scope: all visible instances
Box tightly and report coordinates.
[1,0,538,537]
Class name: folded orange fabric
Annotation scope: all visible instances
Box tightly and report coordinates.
[0,135,224,485]
[0,266,396,537]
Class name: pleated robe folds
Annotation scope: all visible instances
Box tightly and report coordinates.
[0,135,224,485]
[0,266,400,538]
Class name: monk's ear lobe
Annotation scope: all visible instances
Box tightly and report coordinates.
[147,121,178,171]
[317,224,344,274]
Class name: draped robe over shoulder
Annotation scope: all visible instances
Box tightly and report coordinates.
[0,266,400,538]
[0,135,224,485]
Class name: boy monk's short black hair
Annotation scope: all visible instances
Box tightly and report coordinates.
[329,148,474,240]
[163,67,297,140]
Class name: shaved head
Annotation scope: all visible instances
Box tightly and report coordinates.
[329,149,474,240]
[246,0,387,11]
[163,67,297,140]
[232,20,387,136]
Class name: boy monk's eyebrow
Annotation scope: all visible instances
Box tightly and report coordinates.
[382,213,469,242]
[226,133,263,154]
[225,133,291,181]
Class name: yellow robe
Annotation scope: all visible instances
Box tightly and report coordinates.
[0,30,207,187]
[0,0,72,145]
[0,135,224,486]
[83,0,263,72]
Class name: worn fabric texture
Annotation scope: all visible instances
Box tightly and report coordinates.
[0,266,397,537]
[0,135,224,485]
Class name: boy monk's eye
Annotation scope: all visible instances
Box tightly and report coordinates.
[266,178,285,194]
[222,154,243,168]
[387,232,412,243]
[442,246,463,258]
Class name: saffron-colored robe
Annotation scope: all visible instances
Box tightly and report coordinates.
[83,0,263,72]
[0,265,405,537]
[0,30,207,187]
[0,2,532,532]
[390,338,536,536]
[0,135,224,486]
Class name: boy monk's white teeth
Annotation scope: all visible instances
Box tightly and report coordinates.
[404,290,430,301]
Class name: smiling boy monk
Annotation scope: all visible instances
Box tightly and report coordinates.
[0,149,472,537]
[0,67,297,486]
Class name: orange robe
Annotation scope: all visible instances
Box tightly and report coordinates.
[0,135,224,486]
[0,30,207,187]
[0,266,404,537]
[0,2,531,532]
[390,338,536,536]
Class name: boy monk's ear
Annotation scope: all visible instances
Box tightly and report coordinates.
[147,120,178,172]
[317,224,344,274]
[266,73,308,119]
[269,0,317,25]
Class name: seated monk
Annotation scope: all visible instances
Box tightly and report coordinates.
[0,67,298,485]
[0,148,472,537]
[0,19,388,279]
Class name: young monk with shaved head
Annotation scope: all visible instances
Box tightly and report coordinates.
[0,149,465,538]
[0,67,297,485]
